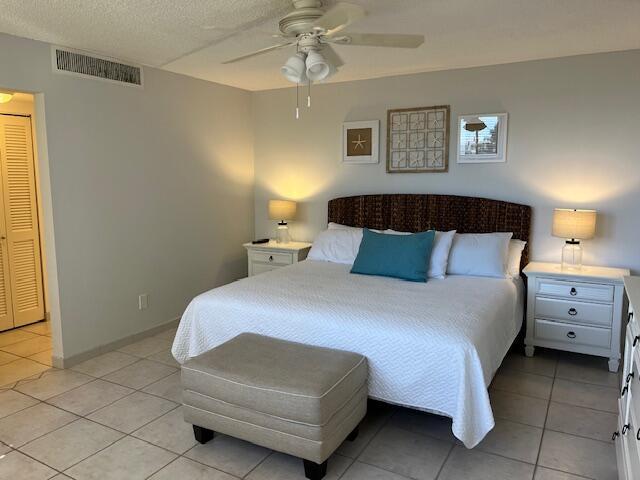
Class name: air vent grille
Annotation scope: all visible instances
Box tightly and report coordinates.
[53,47,143,87]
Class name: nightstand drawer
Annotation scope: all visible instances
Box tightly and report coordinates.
[535,296,613,327]
[249,251,293,266]
[535,319,611,348]
[537,278,614,303]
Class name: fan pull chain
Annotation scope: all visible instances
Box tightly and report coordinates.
[307,79,311,108]
[295,82,300,119]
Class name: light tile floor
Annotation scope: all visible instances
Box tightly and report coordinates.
[0,327,620,480]
[0,321,52,387]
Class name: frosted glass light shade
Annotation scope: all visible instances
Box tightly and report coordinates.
[552,209,596,240]
[281,53,307,84]
[268,200,297,221]
[305,51,330,81]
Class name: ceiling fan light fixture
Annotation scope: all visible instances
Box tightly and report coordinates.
[0,93,14,104]
[305,50,331,81]
[281,52,308,83]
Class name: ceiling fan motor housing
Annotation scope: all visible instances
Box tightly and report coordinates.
[280,0,324,36]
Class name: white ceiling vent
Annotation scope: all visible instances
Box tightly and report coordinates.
[51,46,143,87]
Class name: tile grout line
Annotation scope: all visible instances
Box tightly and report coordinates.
[241,450,273,479]
[433,443,456,480]
[531,355,557,479]
[143,455,183,480]
[489,385,618,415]
[499,362,620,389]
[536,465,596,480]
[336,406,397,479]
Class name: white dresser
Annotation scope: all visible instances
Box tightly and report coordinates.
[615,276,640,480]
[523,262,630,372]
[243,240,312,277]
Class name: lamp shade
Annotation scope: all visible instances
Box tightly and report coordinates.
[552,209,596,240]
[281,53,307,84]
[268,200,297,221]
[305,50,331,81]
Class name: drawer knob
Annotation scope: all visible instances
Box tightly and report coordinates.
[566,331,576,339]
[570,287,577,296]
[612,431,620,441]
[568,308,578,316]
[268,255,274,262]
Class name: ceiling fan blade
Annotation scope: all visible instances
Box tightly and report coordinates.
[329,33,424,48]
[322,44,345,68]
[313,3,366,37]
[222,43,293,64]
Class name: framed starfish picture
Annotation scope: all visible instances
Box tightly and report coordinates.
[387,105,450,173]
[342,120,379,164]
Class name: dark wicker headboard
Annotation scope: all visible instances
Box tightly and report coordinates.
[328,194,532,270]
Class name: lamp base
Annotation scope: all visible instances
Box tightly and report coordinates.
[276,222,291,244]
[561,240,583,271]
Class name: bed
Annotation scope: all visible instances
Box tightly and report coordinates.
[172,194,531,448]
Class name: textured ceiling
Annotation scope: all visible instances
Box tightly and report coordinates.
[1,0,639,91]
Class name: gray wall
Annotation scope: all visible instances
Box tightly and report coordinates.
[0,33,254,358]
[253,50,640,273]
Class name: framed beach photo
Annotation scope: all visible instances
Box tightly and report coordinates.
[457,113,508,163]
[342,120,379,164]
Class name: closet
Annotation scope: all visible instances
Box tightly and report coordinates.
[0,114,45,331]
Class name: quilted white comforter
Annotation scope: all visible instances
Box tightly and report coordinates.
[172,260,524,448]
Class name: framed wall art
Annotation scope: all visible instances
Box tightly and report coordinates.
[386,105,450,173]
[342,120,379,164]
[457,113,508,163]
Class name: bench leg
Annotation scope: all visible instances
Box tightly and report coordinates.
[347,426,359,442]
[193,425,214,444]
[303,459,327,480]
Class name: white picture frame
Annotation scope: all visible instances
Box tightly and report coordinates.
[342,120,379,164]
[457,113,508,163]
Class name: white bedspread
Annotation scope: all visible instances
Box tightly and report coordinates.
[172,260,524,448]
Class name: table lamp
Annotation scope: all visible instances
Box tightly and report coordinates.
[552,208,597,270]
[269,199,297,244]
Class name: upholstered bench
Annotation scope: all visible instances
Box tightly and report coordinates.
[181,333,368,480]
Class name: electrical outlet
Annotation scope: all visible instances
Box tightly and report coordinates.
[138,294,149,310]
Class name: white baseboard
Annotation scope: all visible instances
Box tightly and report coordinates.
[52,317,180,369]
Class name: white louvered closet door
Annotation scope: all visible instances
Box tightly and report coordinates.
[0,160,13,331]
[0,115,44,328]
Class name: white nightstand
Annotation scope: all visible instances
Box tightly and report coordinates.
[523,261,630,372]
[243,240,312,277]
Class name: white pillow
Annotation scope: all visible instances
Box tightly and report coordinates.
[446,232,513,278]
[328,222,382,233]
[507,239,527,277]
[328,222,357,230]
[385,229,456,279]
[307,228,363,264]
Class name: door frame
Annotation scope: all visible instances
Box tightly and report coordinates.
[0,91,63,365]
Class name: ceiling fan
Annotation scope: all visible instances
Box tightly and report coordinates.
[222,0,425,85]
